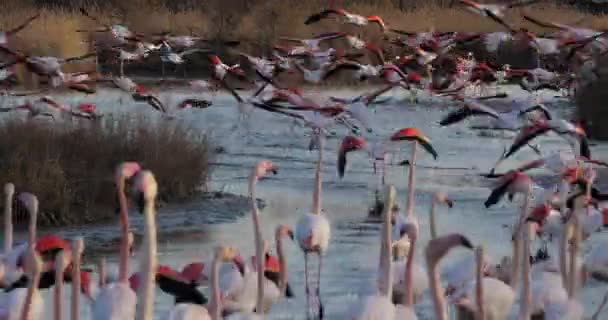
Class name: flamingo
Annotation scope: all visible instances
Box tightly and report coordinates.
[426,234,474,320]
[92,162,141,320]
[304,7,387,32]
[0,14,39,46]
[390,128,438,258]
[350,185,398,320]
[133,170,159,320]
[295,128,331,319]
[0,193,43,320]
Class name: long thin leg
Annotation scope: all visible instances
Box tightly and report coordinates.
[304,253,311,320]
[120,59,124,77]
[317,253,324,320]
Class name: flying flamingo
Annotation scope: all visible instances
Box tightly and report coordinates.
[0,193,44,320]
[0,14,39,46]
[426,234,474,320]
[350,185,398,320]
[295,127,331,319]
[92,162,141,320]
[304,7,388,32]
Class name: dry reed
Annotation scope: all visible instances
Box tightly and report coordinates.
[0,115,214,227]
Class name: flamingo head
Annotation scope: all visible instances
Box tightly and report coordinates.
[114,162,142,184]
[4,182,14,196]
[253,160,278,180]
[338,136,367,179]
[132,170,158,213]
[525,204,551,227]
[390,128,438,160]
[433,192,454,208]
[276,224,294,241]
[425,234,474,268]
[16,192,38,215]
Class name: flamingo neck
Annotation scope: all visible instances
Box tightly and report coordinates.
[4,189,13,253]
[21,266,40,320]
[135,197,157,320]
[71,252,81,320]
[405,142,418,217]
[428,263,447,320]
[210,254,222,320]
[249,174,265,314]
[568,214,580,298]
[312,132,324,215]
[519,223,532,320]
[117,178,130,283]
[54,266,63,320]
[28,204,38,246]
[430,200,438,240]
[402,233,417,306]
[475,247,485,320]
[379,198,392,297]
[276,231,288,294]
[99,258,106,288]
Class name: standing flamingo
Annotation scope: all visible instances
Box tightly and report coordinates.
[351,185,398,319]
[92,162,141,320]
[0,193,43,320]
[295,129,331,319]
[133,170,158,320]
[426,234,474,320]
[390,128,439,258]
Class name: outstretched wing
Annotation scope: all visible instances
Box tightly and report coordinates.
[304,9,342,25]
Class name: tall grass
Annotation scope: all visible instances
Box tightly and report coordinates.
[0,115,214,227]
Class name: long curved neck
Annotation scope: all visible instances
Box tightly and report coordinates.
[430,200,438,240]
[71,253,81,320]
[519,224,532,320]
[475,247,485,320]
[54,266,63,320]
[117,178,130,283]
[210,254,222,320]
[402,234,417,306]
[21,265,40,320]
[249,174,265,314]
[4,190,13,253]
[379,199,392,297]
[99,258,106,288]
[135,197,157,320]
[28,204,38,246]
[511,186,532,288]
[276,231,288,294]
[312,132,324,215]
[405,141,418,217]
[428,262,447,320]
[568,214,580,298]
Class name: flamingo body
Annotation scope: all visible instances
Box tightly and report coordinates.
[351,295,395,320]
[295,213,331,253]
[165,303,210,320]
[92,282,136,320]
[0,288,43,320]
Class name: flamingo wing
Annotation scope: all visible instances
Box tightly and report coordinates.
[503,125,550,159]
[484,174,516,208]
[157,274,208,305]
[439,107,474,126]
[304,9,342,25]
[507,0,540,8]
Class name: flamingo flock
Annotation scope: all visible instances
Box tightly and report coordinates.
[1,0,608,320]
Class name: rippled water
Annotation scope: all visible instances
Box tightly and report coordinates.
[4,86,608,319]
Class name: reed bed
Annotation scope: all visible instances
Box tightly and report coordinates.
[0,115,214,227]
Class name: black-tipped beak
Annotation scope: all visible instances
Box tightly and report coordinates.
[271,168,278,175]
[445,199,454,208]
[287,230,295,241]
[460,236,474,249]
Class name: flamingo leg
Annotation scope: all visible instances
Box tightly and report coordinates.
[304,253,311,320]
[317,252,324,320]
[120,59,124,77]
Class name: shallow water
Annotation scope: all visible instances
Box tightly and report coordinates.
[3,86,608,319]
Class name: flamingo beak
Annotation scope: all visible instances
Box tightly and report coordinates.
[445,198,454,208]
[287,229,294,241]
